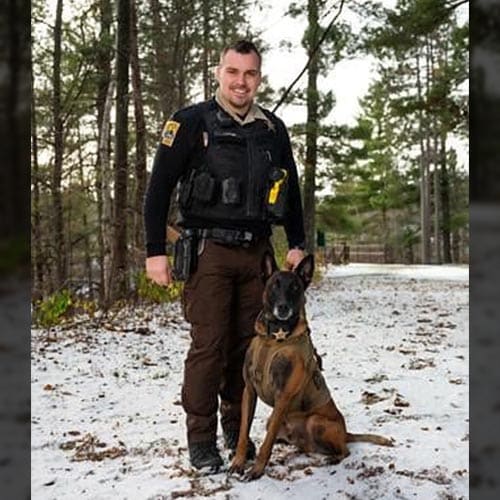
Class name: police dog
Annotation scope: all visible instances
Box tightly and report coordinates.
[229,253,393,480]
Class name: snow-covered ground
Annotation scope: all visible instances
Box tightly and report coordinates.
[31,263,469,499]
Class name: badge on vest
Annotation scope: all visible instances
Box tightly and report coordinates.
[161,120,181,147]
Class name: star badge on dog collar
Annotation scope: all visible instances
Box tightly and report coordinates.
[272,328,289,341]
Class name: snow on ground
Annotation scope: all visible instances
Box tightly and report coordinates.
[31,264,469,499]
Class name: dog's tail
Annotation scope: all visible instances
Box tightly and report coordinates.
[346,433,394,446]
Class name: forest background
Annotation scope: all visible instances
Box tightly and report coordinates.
[30,0,469,314]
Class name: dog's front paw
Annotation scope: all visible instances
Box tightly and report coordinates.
[228,455,246,475]
[244,464,265,481]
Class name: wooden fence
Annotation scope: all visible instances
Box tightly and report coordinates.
[317,241,469,265]
[319,243,389,264]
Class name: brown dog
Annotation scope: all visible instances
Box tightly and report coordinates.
[229,253,393,480]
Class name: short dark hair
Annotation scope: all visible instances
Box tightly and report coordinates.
[220,40,262,68]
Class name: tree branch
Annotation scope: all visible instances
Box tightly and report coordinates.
[272,0,346,113]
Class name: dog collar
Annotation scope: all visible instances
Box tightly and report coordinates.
[268,324,291,342]
[268,314,296,338]
[258,312,299,341]
[254,310,309,341]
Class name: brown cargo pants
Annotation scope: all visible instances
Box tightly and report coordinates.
[181,237,272,445]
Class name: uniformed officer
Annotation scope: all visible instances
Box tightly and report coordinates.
[144,40,306,471]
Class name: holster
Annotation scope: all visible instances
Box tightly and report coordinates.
[173,229,198,281]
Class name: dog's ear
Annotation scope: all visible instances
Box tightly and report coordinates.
[295,254,314,289]
[261,252,278,282]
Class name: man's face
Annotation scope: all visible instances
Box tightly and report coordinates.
[215,49,262,113]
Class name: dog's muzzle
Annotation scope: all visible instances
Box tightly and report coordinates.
[273,304,293,321]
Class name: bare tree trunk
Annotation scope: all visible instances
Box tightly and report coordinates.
[438,44,452,264]
[96,0,113,132]
[382,207,390,263]
[429,41,441,264]
[164,6,190,226]
[432,122,441,264]
[416,50,431,264]
[52,0,66,287]
[95,0,113,305]
[303,0,319,255]
[433,165,441,263]
[221,0,228,47]
[110,0,131,302]
[150,0,173,118]
[202,0,210,99]
[97,79,115,305]
[440,135,452,263]
[77,125,93,298]
[171,10,184,109]
[31,68,44,299]
[130,0,147,255]
[66,167,73,283]
[451,227,460,263]
[177,21,188,107]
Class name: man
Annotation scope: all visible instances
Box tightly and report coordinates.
[144,40,305,471]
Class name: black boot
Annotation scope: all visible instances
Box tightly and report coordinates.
[188,441,223,471]
[223,429,256,460]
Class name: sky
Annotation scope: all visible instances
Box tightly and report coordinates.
[250,0,381,127]
[43,0,468,170]
[249,0,468,170]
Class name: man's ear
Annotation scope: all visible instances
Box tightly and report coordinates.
[261,252,278,283]
[214,64,221,83]
[295,254,314,290]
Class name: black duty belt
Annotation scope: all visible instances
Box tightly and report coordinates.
[198,228,257,247]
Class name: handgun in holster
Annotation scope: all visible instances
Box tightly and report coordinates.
[266,168,288,220]
[173,229,198,281]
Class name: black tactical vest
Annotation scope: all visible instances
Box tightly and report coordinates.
[178,103,286,226]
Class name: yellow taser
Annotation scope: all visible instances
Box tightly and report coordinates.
[268,169,288,204]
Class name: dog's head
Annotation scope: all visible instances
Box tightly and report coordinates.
[260,253,314,339]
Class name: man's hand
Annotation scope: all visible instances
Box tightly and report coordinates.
[285,248,305,270]
[146,255,173,286]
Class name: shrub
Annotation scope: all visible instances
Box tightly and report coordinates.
[34,289,73,328]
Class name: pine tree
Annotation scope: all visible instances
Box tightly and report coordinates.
[362,0,468,263]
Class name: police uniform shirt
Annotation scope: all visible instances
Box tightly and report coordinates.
[144,96,306,257]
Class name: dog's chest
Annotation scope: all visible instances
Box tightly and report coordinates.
[244,338,303,407]
[245,336,332,411]
[245,340,279,406]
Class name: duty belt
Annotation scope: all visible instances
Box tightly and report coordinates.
[198,228,257,247]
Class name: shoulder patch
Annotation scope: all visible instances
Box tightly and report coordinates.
[161,120,181,147]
